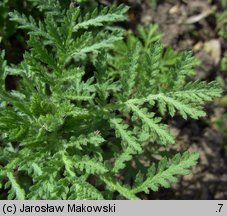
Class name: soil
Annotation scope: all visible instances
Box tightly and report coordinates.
[115,0,227,199]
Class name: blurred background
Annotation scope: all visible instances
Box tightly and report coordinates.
[0,0,227,199]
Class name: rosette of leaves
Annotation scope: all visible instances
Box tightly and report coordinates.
[0,0,222,200]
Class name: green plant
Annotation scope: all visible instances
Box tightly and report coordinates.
[221,0,227,9]
[0,0,22,42]
[148,0,157,10]
[0,0,222,200]
[215,3,227,152]
[217,11,227,39]
[0,0,28,61]
[216,0,227,40]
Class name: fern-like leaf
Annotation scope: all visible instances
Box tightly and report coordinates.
[110,118,143,153]
[132,152,199,194]
[126,103,175,144]
[73,4,128,32]
[6,172,25,200]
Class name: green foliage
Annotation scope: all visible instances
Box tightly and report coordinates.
[0,0,222,200]
[148,0,157,10]
[132,152,199,193]
[217,11,227,39]
[217,0,227,39]
[0,0,22,41]
[216,3,227,150]
[216,113,227,137]
[221,0,227,9]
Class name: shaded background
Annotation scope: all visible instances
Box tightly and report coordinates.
[0,0,227,199]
